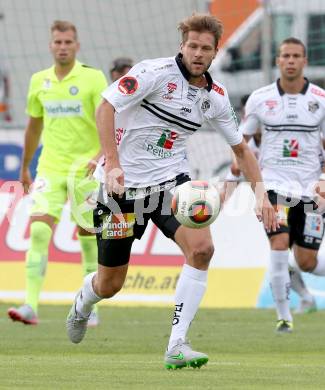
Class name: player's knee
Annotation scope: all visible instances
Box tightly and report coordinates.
[297,257,317,273]
[29,221,52,252]
[190,240,214,262]
[269,235,289,251]
[97,279,124,298]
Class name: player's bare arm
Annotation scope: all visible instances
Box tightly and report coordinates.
[96,99,124,196]
[231,139,278,232]
[20,116,43,193]
[86,150,103,178]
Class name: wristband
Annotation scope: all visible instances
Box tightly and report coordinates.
[319,173,325,181]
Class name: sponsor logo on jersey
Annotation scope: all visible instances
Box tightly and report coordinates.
[163,82,177,100]
[167,82,177,93]
[275,204,289,227]
[283,139,299,157]
[311,87,325,98]
[211,83,224,96]
[69,86,79,95]
[118,76,138,95]
[230,106,238,129]
[201,98,211,113]
[187,86,199,101]
[288,97,297,108]
[125,179,177,200]
[265,100,277,110]
[156,130,178,149]
[304,213,323,240]
[153,64,173,71]
[145,130,178,158]
[44,100,83,117]
[180,106,191,116]
[101,213,136,239]
[115,127,124,146]
[286,114,298,121]
[308,101,319,113]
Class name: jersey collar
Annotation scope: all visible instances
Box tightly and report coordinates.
[49,60,83,81]
[175,53,213,92]
[276,77,309,96]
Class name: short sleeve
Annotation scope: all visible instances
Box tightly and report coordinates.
[208,90,243,146]
[26,74,43,118]
[239,93,260,136]
[92,70,108,108]
[101,61,156,113]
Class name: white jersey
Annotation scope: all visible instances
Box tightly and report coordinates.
[96,54,242,188]
[240,79,325,198]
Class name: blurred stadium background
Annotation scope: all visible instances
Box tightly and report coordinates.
[1,0,325,309]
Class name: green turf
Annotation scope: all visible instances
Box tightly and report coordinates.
[1,305,325,389]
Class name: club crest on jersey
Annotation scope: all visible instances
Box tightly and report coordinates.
[308,101,319,113]
[31,177,49,193]
[118,76,138,95]
[201,99,211,113]
[43,78,51,89]
[69,86,79,95]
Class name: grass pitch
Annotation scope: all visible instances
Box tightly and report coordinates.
[1,305,325,389]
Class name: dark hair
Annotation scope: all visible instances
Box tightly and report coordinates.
[110,57,133,73]
[240,94,250,108]
[51,20,78,40]
[277,37,306,57]
[178,13,223,48]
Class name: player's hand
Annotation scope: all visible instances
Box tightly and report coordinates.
[104,159,124,197]
[86,158,99,178]
[86,152,104,178]
[219,181,238,207]
[19,167,32,194]
[313,179,325,212]
[255,192,279,233]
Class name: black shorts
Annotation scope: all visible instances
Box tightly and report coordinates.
[267,190,325,250]
[94,174,190,267]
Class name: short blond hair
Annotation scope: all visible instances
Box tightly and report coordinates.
[178,13,223,48]
[51,20,78,40]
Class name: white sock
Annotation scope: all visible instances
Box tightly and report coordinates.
[288,251,300,272]
[168,264,207,351]
[288,251,313,301]
[76,272,101,317]
[269,250,292,322]
[313,251,325,276]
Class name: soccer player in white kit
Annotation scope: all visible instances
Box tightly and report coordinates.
[239,37,325,332]
[66,13,277,369]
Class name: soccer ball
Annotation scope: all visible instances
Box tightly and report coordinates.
[171,180,221,229]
